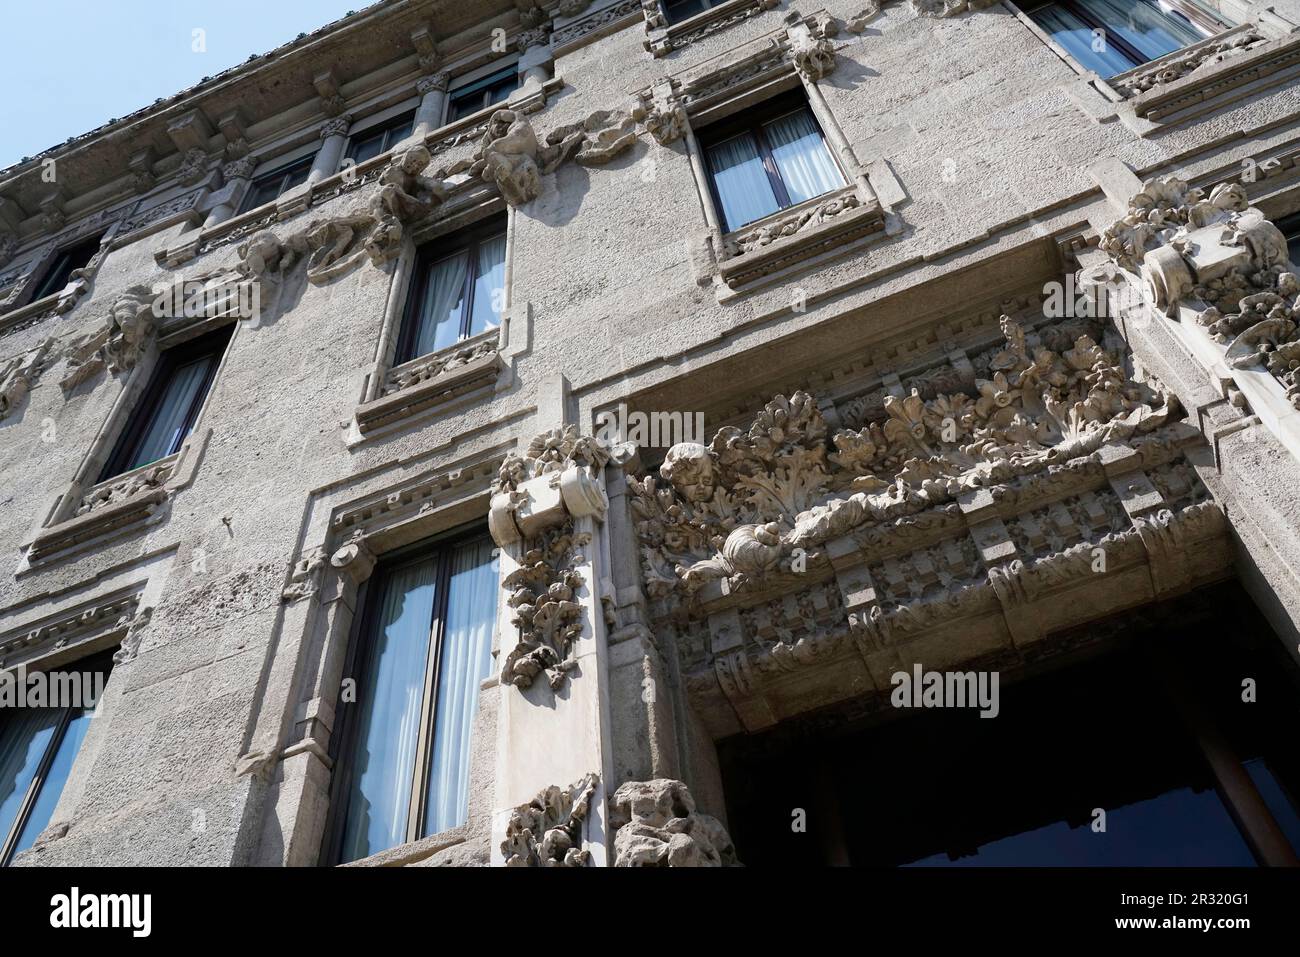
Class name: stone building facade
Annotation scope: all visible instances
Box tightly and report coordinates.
[3,0,1300,867]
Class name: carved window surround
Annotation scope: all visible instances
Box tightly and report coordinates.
[1011,3,1300,127]
[553,0,645,57]
[0,586,148,674]
[24,310,238,566]
[350,188,530,440]
[154,76,565,270]
[643,14,888,293]
[243,448,504,865]
[0,214,120,331]
[642,0,781,57]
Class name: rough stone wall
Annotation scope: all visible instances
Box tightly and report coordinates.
[1,0,1299,865]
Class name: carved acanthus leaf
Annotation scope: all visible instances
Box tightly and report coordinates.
[501,772,598,866]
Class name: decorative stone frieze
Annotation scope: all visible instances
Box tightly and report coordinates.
[500,772,598,866]
[0,589,145,671]
[723,185,864,257]
[356,330,502,434]
[1113,28,1266,97]
[76,457,175,517]
[642,0,779,57]
[609,779,739,866]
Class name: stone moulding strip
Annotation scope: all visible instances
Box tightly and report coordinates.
[356,328,504,435]
[1105,25,1300,124]
[27,432,207,564]
[0,587,143,672]
[553,0,643,56]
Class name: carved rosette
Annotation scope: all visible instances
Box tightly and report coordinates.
[609,779,739,866]
[501,772,598,866]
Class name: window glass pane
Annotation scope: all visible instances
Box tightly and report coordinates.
[447,68,517,122]
[281,158,313,192]
[240,179,282,213]
[706,131,781,231]
[1027,2,1142,76]
[1082,0,1206,61]
[31,236,100,301]
[484,77,516,110]
[665,0,710,24]
[0,707,62,855]
[11,705,96,858]
[423,537,496,836]
[763,110,844,205]
[123,355,213,472]
[385,117,415,147]
[469,234,507,338]
[410,250,470,358]
[338,557,439,863]
[347,132,385,165]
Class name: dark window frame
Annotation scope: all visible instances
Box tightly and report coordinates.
[662,0,725,26]
[321,522,494,865]
[698,92,844,233]
[98,325,232,482]
[395,217,508,365]
[445,66,518,124]
[0,651,113,867]
[1022,0,1227,71]
[345,110,417,164]
[28,233,103,302]
[237,153,317,215]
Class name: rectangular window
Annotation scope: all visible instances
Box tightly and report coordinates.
[396,219,506,364]
[29,233,102,301]
[1,654,111,866]
[446,67,518,124]
[1024,0,1230,78]
[1278,212,1300,268]
[700,95,846,233]
[663,0,722,25]
[346,110,417,165]
[327,531,497,864]
[238,153,316,214]
[99,326,231,482]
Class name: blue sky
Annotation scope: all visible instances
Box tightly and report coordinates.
[0,1,376,168]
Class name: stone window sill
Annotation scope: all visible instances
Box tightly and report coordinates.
[27,434,204,564]
[339,823,470,867]
[354,328,504,435]
[644,0,780,57]
[716,185,887,291]
[1098,23,1300,122]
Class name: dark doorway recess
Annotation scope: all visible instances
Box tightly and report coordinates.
[717,581,1300,866]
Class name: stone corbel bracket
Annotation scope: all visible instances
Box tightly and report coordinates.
[488,460,608,548]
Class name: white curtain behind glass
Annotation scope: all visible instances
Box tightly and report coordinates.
[469,234,507,338]
[764,110,843,205]
[412,252,469,358]
[126,356,211,471]
[339,559,437,862]
[706,133,780,231]
[424,538,496,836]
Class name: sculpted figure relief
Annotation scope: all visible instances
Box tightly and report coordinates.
[631,314,1176,603]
